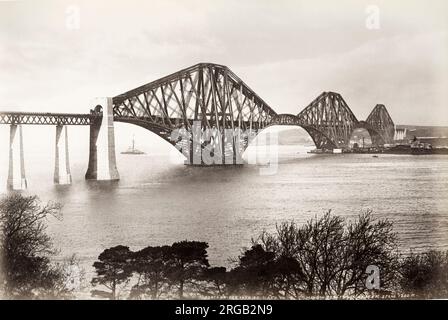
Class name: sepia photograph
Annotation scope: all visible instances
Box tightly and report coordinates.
[0,0,447,316]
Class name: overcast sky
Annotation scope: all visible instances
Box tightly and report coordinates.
[0,0,447,126]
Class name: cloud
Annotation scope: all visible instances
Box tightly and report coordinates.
[0,0,447,125]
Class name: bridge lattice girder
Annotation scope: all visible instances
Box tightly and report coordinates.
[296,92,359,149]
[0,63,397,154]
[0,112,93,125]
[112,67,393,151]
[270,113,344,150]
[353,121,386,146]
[112,63,277,150]
[366,104,395,144]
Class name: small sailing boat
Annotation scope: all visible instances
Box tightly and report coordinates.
[121,136,145,155]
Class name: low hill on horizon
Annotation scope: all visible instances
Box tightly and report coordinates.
[273,125,448,147]
[396,125,448,138]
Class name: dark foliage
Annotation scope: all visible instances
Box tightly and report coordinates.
[92,241,210,299]
[167,241,210,298]
[4,193,447,300]
[88,211,447,299]
[91,245,133,299]
[129,245,172,299]
[399,250,448,298]
[247,211,399,297]
[0,193,71,299]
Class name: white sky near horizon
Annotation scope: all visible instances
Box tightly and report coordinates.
[0,0,447,123]
[0,0,447,185]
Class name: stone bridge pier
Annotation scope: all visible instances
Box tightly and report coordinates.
[85,97,120,181]
[54,125,72,185]
[7,124,27,190]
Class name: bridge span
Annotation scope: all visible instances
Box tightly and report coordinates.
[0,62,396,190]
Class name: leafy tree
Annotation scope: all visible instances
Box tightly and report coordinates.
[268,255,304,298]
[129,245,172,299]
[399,250,448,298]
[167,241,210,298]
[91,245,133,299]
[84,211,448,299]
[230,244,276,297]
[0,193,68,299]
[229,244,304,298]
[199,267,228,298]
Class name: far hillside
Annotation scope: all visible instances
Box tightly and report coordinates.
[274,126,448,147]
[276,128,314,146]
[396,125,448,139]
[397,125,448,147]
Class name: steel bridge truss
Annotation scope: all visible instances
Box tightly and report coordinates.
[296,92,359,149]
[366,104,395,144]
[0,112,93,125]
[0,64,397,159]
[111,63,278,163]
[269,93,395,150]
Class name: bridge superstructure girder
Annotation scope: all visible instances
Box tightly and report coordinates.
[296,92,359,149]
[0,112,93,125]
[270,94,395,150]
[366,104,395,144]
[112,63,278,147]
[0,63,398,171]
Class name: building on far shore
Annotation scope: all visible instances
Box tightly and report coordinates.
[394,127,407,142]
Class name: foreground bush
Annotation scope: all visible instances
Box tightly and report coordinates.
[92,211,448,299]
[4,194,445,300]
[399,250,448,298]
[0,193,81,299]
[228,210,399,298]
[91,241,210,299]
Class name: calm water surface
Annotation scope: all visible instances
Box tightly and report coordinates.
[5,146,448,274]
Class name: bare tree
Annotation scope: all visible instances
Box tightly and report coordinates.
[0,193,65,299]
[252,210,399,298]
[52,254,87,299]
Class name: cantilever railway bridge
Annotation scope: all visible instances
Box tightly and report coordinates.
[0,62,396,189]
